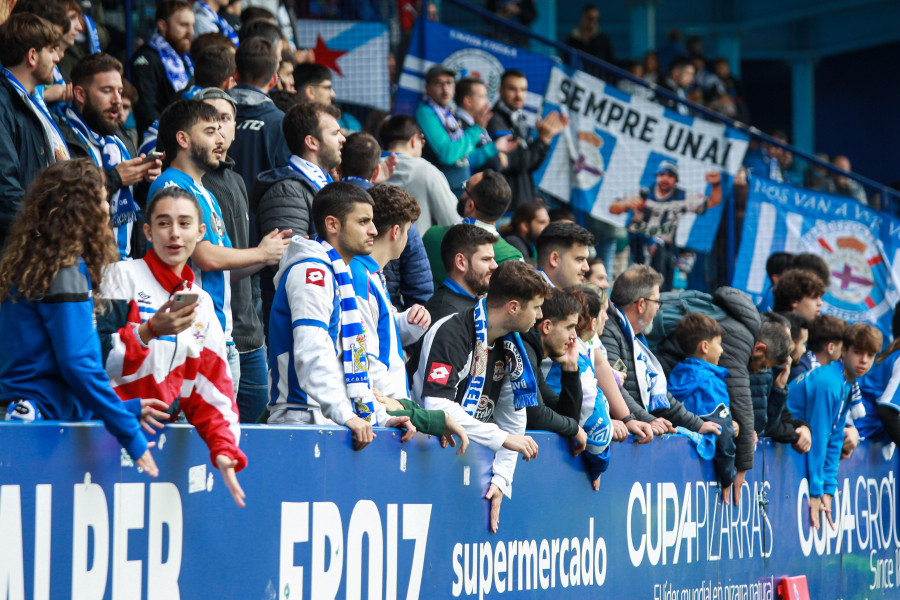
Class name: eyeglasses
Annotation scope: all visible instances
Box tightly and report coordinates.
[642,297,664,307]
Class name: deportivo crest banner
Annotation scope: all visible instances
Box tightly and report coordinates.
[294,20,390,110]
[535,66,749,253]
[733,177,900,338]
[394,17,556,124]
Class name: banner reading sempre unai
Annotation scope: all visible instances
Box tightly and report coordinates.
[535,66,749,253]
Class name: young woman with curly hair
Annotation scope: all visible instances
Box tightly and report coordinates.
[98,186,247,506]
[0,158,164,476]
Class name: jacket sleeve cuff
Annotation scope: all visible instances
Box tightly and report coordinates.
[124,431,149,462]
[122,397,143,419]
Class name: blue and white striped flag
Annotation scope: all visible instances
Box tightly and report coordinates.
[395,18,555,121]
[294,20,390,110]
[534,65,749,253]
[733,177,900,338]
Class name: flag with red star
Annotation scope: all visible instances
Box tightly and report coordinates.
[295,20,390,111]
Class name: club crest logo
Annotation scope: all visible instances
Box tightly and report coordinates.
[442,48,504,105]
[801,221,894,322]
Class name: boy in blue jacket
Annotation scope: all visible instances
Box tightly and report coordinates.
[788,322,881,530]
[668,313,736,502]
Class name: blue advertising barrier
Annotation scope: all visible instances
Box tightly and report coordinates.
[0,422,898,599]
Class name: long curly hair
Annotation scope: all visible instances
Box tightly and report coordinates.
[0,159,117,312]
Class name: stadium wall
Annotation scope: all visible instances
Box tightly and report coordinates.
[0,423,898,599]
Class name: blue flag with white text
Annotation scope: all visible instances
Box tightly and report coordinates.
[395,18,556,122]
[733,177,900,339]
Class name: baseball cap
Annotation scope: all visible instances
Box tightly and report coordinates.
[195,87,237,112]
[425,64,456,84]
[656,160,679,179]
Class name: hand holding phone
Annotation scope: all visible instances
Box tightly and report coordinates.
[171,292,199,311]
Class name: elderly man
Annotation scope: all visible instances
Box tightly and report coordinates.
[600,265,718,438]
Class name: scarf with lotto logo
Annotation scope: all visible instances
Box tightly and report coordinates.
[460,297,538,415]
[804,350,865,420]
[613,304,670,411]
[148,33,194,91]
[316,237,377,421]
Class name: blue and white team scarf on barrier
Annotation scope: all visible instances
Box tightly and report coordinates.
[64,106,140,258]
[461,297,538,415]
[84,15,101,54]
[288,155,332,191]
[613,304,670,411]
[1,67,69,162]
[195,1,239,46]
[148,33,193,92]
[317,237,377,422]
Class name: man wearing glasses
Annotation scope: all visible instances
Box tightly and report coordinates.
[378,114,459,233]
[600,265,715,437]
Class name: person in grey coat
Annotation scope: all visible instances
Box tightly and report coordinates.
[599,265,709,435]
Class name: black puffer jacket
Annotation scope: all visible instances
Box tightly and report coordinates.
[654,287,761,472]
[600,305,704,431]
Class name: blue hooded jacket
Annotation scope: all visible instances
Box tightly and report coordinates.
[668,357,730,417]
[669,357,736,488]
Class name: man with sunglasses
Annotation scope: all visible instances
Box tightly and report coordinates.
[600,265,715,436]
[422,169,523,285]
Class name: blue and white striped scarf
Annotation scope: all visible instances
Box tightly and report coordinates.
[317,237,376,421]
[614,304,670,411]
[148,33,193,92]
[84,15,101,54]
[425,96,464,141]
[461,297,538,415]
[1,67,69,162]
[288,155,332,191]
[195,1,239,45]
[64,105,139,258]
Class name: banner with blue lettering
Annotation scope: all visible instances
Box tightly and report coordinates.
[1,422,898,600]
[395,18,556,121]
[733,177,900,338]
[294,20,390,110]
[535,66,749,253]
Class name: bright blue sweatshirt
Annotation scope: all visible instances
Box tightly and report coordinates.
[787,359,852,497]
[856,351,900,442]
[0,260,148,459]
[668,357,730,416]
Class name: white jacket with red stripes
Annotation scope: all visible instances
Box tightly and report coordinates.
[99,252,246,472]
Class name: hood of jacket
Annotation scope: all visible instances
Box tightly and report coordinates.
[668,357,729,399]
[714,286,761,338]
[227,85,282,119]
[249,165,316,211]
[274,236,331,288]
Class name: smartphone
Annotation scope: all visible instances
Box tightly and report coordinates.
[612,358,626,372]
[143,150,164,163]
[171,293,199,311]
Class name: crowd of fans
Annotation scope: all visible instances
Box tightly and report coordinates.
[0,0,898,535]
